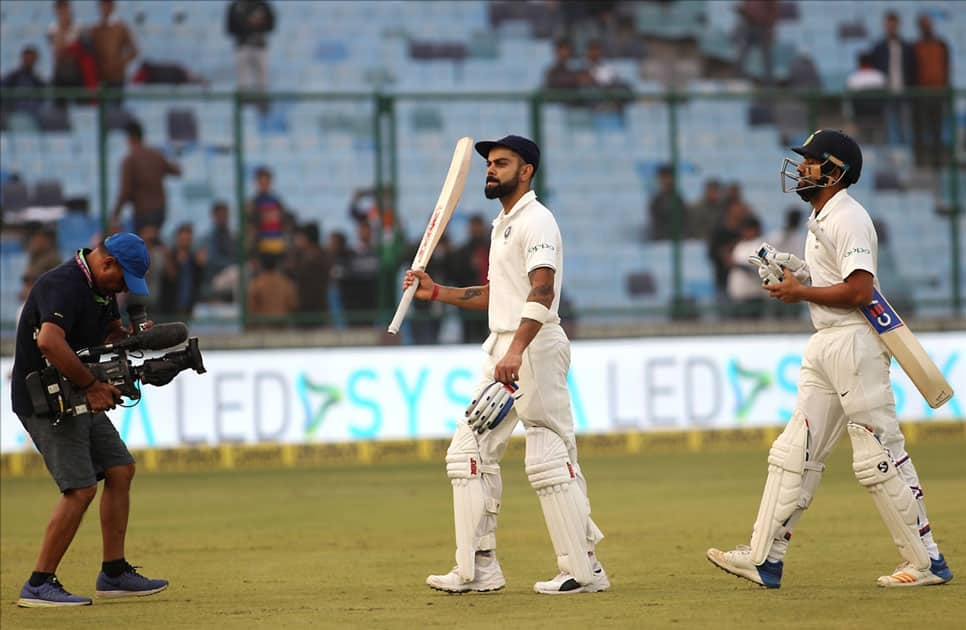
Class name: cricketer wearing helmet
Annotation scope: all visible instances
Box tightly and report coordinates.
[707,129,953,589]
[403,135,608,595]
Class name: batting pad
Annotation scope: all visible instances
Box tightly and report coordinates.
[525,427,597,585]
[750,410,809,565]
[848,423,931,570]
[446,424,499,582]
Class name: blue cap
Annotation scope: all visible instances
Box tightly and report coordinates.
[475,135,540,173]
[104,232,151,296]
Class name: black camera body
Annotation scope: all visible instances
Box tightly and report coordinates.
[26,323,206,422]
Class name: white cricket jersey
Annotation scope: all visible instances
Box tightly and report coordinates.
[804,189,880,330]
[487,190,563,332]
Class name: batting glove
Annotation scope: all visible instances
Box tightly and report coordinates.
[466,381,521,434]
[748,242,810,286]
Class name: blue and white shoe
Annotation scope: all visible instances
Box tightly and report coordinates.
[18,575,92,607]
[96,563,168,599]
[877,554,954,587]
[707,546,783,589]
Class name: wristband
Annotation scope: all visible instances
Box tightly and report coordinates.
[521,301,552,323]
[78,375,97,391]
[430,284,440,301]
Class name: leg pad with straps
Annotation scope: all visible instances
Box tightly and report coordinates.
[446,424,500,582]
[525,427,598,585]
[848,422,930,570]
[750,410,811,565]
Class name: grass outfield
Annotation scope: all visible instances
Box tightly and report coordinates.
[1,440,964,629]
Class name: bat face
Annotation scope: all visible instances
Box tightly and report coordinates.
[410,136,473,271]
[387,136,473,334]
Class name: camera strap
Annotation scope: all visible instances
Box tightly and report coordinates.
[75,250,111,305]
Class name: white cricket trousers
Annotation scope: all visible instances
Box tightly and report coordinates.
[769,323,935,561]
[449,323,591,550]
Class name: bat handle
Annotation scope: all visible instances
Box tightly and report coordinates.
[387,282,418,335]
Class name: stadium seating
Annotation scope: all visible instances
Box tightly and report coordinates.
[0,0,963,328]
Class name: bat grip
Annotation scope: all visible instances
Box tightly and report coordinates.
[387,282,418,335]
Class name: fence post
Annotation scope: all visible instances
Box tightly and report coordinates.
[947,87,962,315]
[97,86,108,233]
[233,91,248,330]
[529,92,545,198]
[666,89,684,317]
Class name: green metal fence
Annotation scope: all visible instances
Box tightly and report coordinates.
[1,86,962,334]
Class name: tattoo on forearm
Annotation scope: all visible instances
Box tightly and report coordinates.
[459,288,483,301]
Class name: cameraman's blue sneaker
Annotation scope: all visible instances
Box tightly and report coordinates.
[96,563,168,599]
[707,545,783,589]
[18,575,92,607]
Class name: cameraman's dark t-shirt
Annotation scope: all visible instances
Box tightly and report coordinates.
[11,252,120,416]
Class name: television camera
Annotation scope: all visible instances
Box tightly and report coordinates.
[26,308,206,422]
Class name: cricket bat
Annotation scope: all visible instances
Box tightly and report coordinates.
[387,136,473,334]
[807,219,954,408]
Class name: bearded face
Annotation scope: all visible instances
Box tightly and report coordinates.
[484,164,522,199]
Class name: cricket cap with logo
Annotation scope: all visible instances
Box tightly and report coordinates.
[792,129,862,185]
[105,232,151,295]
[475,135,540,173]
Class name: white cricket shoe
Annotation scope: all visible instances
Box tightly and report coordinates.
[533,563,610,595]
[706,545,783,589]
[426,554,505,593]
[877,555,953,587]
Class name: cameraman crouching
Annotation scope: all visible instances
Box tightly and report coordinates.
[12,233,168,607]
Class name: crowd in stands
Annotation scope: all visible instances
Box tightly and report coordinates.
[844,11,951,166]
[1,1,957,336]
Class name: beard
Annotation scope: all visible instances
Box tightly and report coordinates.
[484,172,520,199]
[796,186,818,202]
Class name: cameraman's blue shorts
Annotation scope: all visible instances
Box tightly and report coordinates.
[19,412,135,493]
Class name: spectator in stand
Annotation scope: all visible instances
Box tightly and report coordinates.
[870,11,917,146]
[452,214,490,343]
[646,164,686,241]
[409,234,455,345]
[342,219,380,327]
[912,14,951,168]
[846,51,887,142]
[247,253,297,329]
[687,178,727,240]
[129,223,167,315]
[734,0,778,85]
[199,200,239,302]
[226,0,275,111]
[90,0,138,99]
[24,226,61,282]
[727,215,766,319]
[707,198,752,304]
[2,46,47,120]
[584,38,632,114]
[764,207,805,320]
[160,223,203,319]
[111,120,181,234]
[543,38,590,95]
[289,222,331,327]
[48,0,98,101]
[246,166,289,259]
[326,230,352,328]
[765,207,804,261]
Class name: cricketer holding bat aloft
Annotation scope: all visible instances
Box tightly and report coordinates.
[707,129,953,589]
[403,135,609,595]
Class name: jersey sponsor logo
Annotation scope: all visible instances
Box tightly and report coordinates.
[503,226,512,239]
[844,247,871,258]
[860,289,903,334]
[527,242,555,255]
